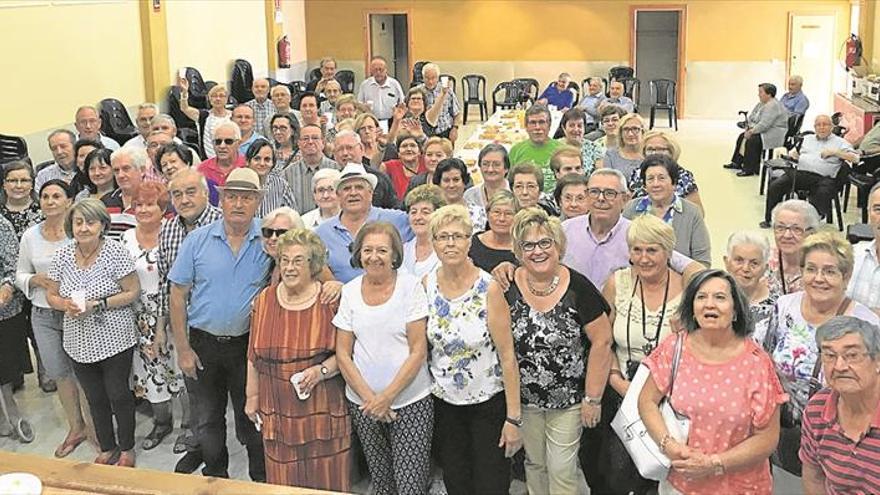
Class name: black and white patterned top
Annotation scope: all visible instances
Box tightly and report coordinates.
[156,205,222,317]
[48,238,138,363]
[504,267,609,409]
[257,173,298,218]
[0,216,23,321]
[1,202,43,241]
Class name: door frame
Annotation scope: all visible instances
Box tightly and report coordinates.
[363,9,414,82]
[629,5,688,116]
[786,11,838,97]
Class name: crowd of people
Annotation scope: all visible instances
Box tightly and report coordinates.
[2,58,880,495]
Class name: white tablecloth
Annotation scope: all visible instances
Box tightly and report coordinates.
[454,109,562,185]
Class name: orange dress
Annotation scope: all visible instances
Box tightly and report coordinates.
[248,284,352,491]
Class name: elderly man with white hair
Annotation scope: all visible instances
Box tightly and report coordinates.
[419,63,462,142]
[315,162,412,283]
[196,121,245,187]
[357,55,405,122]
[124,103,160,149]
[537,72,575,110]
[102,147,149,240]
[244,78,276,136]
[781,75,809,116]
[75,105,120,150]
[762,114,858,228]
[35,129,77,191]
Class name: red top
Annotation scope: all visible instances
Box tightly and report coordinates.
[197,154,246,186]
[801,387,880,494]
[383,158,426,201]
[643,332,788,495]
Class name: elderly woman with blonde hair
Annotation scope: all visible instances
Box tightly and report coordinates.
[245,228,351,490]
[724,230,779,343]
[402,184,446,278]
[425,204,523,493]
[594,214,684,494]
[505,207,613,495]
[764,229,880,475]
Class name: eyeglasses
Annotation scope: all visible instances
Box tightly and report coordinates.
[4,178,33,185]
[314,186,335,195]
[271,126,291,132]
[513,183,539,192]
[489,209,515,218]
[819,350,870,366]
[621,126,643,134]
[773,224,809,236]
[214,138,236,146]
[261,228,289,238]
[587,187,621,200]
[299,136,322,142]
[520,237,554,252]
[433,232,468,244]
[645,146,670,154]
[803,264,843,279]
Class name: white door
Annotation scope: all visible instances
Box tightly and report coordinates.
[789,14,836,123]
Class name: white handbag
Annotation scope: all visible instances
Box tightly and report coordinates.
[611,332,690,481]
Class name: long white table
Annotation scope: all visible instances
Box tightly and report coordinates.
[454,109,563,185]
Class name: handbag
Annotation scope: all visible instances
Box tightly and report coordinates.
[611,332,690,481]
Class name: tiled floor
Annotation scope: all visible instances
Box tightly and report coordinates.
[1,117,845,493]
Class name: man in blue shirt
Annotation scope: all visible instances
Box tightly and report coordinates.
[601,80,635,114]
[780,75,810,116]
[538,72,575,110]
[316,162,412,282]
[579,77,607,130]
[169,167,269,481]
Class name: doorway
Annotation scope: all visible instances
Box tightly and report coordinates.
[365,12,411,86]
[788,14,835,123]
[631,7,686,116]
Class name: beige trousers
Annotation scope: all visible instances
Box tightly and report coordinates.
[521,404,582,495]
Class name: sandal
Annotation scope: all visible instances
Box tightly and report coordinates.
[39,379,57,393]
[142,423,173,450]
[173,432,188,454]
[94,448,120,465]
[14,418,34,444]
[54,432,87,458]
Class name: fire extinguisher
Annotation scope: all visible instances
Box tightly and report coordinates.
[846,34,862,69]
[277,35,291,69]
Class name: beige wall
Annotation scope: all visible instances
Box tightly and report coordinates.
[165,0,269,85]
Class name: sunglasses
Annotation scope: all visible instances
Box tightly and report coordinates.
[261,228,289,238]
[214,138,236,146]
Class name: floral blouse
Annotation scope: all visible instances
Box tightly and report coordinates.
[628,166,698,201]
[504,268,608,409]
[1,202,43,241]
[750,282,781,344]
[766,248,803,295]
[763,291,880,421]
[426,269,503,405]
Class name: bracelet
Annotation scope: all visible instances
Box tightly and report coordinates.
[710,454,725,476]
[582,395,602,406]
[505,416,523,427]
[659,433,672,454]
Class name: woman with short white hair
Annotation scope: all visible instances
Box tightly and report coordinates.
[301,168,342,230]
[766,199,821,295]
[724,230,779,343]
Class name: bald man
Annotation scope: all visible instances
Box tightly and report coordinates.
[245,78,276,136]
[763,114,858,227]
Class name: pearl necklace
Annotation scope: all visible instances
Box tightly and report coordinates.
[526,273,560,297]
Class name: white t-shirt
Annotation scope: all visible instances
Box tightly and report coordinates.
[402,238,439,280]
[332,272,431,408]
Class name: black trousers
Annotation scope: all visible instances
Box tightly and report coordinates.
[185,328,265,481]
[730,131,765,174]
[765,169,836,222]
[434,393,511,495]
[73,346,136,452]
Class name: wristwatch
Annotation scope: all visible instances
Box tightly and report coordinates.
[710,455,725,476]
[505,416,523,427]
[583,395,602,406]
[320,365,329,377]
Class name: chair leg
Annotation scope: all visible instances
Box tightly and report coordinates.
[759,163,767,195]
[668,108,673,129]
[842,182,850,212]
[650,107,655,129]
[463,104,469,126]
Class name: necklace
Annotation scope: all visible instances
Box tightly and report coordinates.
[526,272,560,297]
[625,269,671,369]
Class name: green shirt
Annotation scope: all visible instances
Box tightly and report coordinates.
[509,139,563,193]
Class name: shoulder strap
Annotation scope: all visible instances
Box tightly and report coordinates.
[667,331,685,398]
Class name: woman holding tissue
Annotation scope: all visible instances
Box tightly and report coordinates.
[245,228,351,491]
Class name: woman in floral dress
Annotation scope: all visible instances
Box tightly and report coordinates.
[425,204,522,494]
[123,182,182,450]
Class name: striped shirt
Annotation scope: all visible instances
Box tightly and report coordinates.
[245,98,276,137]
[257,174,298,218]
[800,388,880,494]
[156,204,222,316]
[848,241,880,311]
[281,155,338,214]
[100,189,137,242]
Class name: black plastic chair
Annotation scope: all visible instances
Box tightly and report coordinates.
[335,70,356,94]
[439,74,457,96]
[566,81,581,106]
[0,134,28,164]
[492,81,523,113]
[308,67,322,82]
[608,66,635,82]
[167,87,198,133]
[184,67,212,109]
[411,61,431,88]
[788,162,848,231]
[98,98,138,145]
[618,77,641,111]
[649,79,678,130]
[462,74,488,124]
[512,78,540,106]
[759,113,805,195]
[266,78,282,88]
[229,59,255,104]
[846,153,880,223]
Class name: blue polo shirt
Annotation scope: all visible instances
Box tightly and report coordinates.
[316,207,413,283]
[538,84,574,109]
[168,218,270,336]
